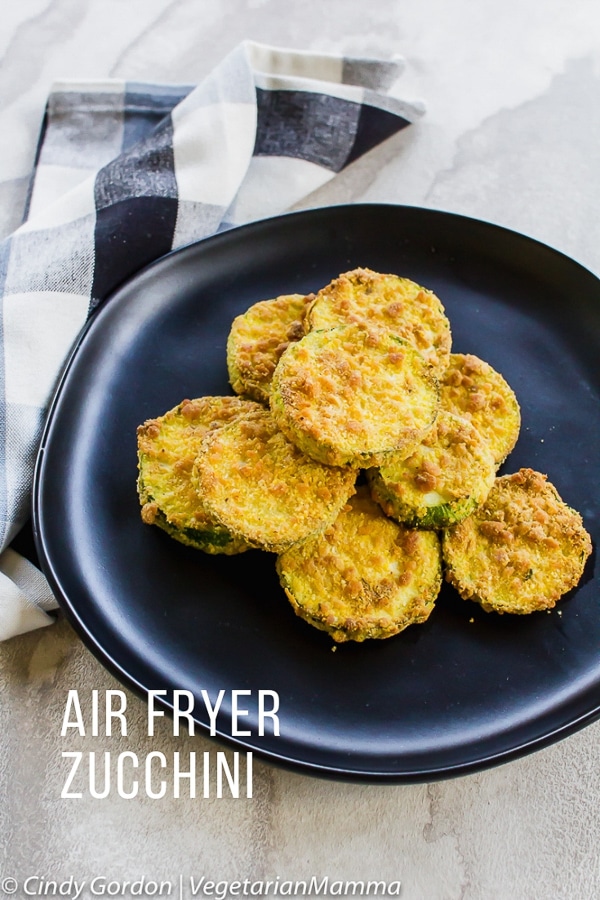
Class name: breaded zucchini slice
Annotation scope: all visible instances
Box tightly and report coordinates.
[192,404,357,553]
[443,468,592,614]
[227,293,311,403]
[137,396,253,555]
[276,486,442,642]
[305,268,452,375]
[270,324,440,468]
[440,353,521,465]
[368,411,496,529]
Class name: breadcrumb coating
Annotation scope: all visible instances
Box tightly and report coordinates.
[440,353,521,465]
[136,269,590,641]
[137,396,253,554]
[192,403,357,553]
[368,410,496,528]
[271,324,440,468]
[442,468,592,614]
[306,268,452,375]
[277,486,442,642]
[227,293,311,403]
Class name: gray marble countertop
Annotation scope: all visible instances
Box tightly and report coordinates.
[2,2,600,899]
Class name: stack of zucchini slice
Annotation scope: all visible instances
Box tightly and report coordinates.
[137,268,591,642]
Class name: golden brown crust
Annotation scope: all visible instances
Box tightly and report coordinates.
[439,353,521,465]
[270,324,440,468]
[368,410,496,528]
[137,396,253,554]
[227,294,312,403]
[442,468,592,614]
[192,403,357,553]
[305,268,452,375]
[276,486,442,642]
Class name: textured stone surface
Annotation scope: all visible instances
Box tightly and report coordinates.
[2,1,600,897]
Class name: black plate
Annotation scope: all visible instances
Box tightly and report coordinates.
[33,204,600,782]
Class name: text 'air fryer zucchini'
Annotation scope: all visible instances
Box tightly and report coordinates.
[137,266,592,643]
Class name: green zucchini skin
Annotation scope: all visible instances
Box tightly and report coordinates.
[136,396,254,556]
[367,471,479,530]
[138,492,243,554]
[367,411,497,531]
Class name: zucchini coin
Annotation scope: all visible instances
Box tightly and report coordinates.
[442,468,592,614]
[305,268,452,375]
[137,396,253,554]
[227,293,311,403]
[440,353,521,465]
[192,404,357,553]
[277,486,442,642]
[368,411,496,529]
[271,324,440,468]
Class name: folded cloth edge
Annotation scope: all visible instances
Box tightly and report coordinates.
[0,40,425,642]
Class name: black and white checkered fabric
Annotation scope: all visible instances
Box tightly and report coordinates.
[0,41,424,640]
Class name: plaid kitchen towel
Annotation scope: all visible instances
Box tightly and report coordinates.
[0,40,424,641]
